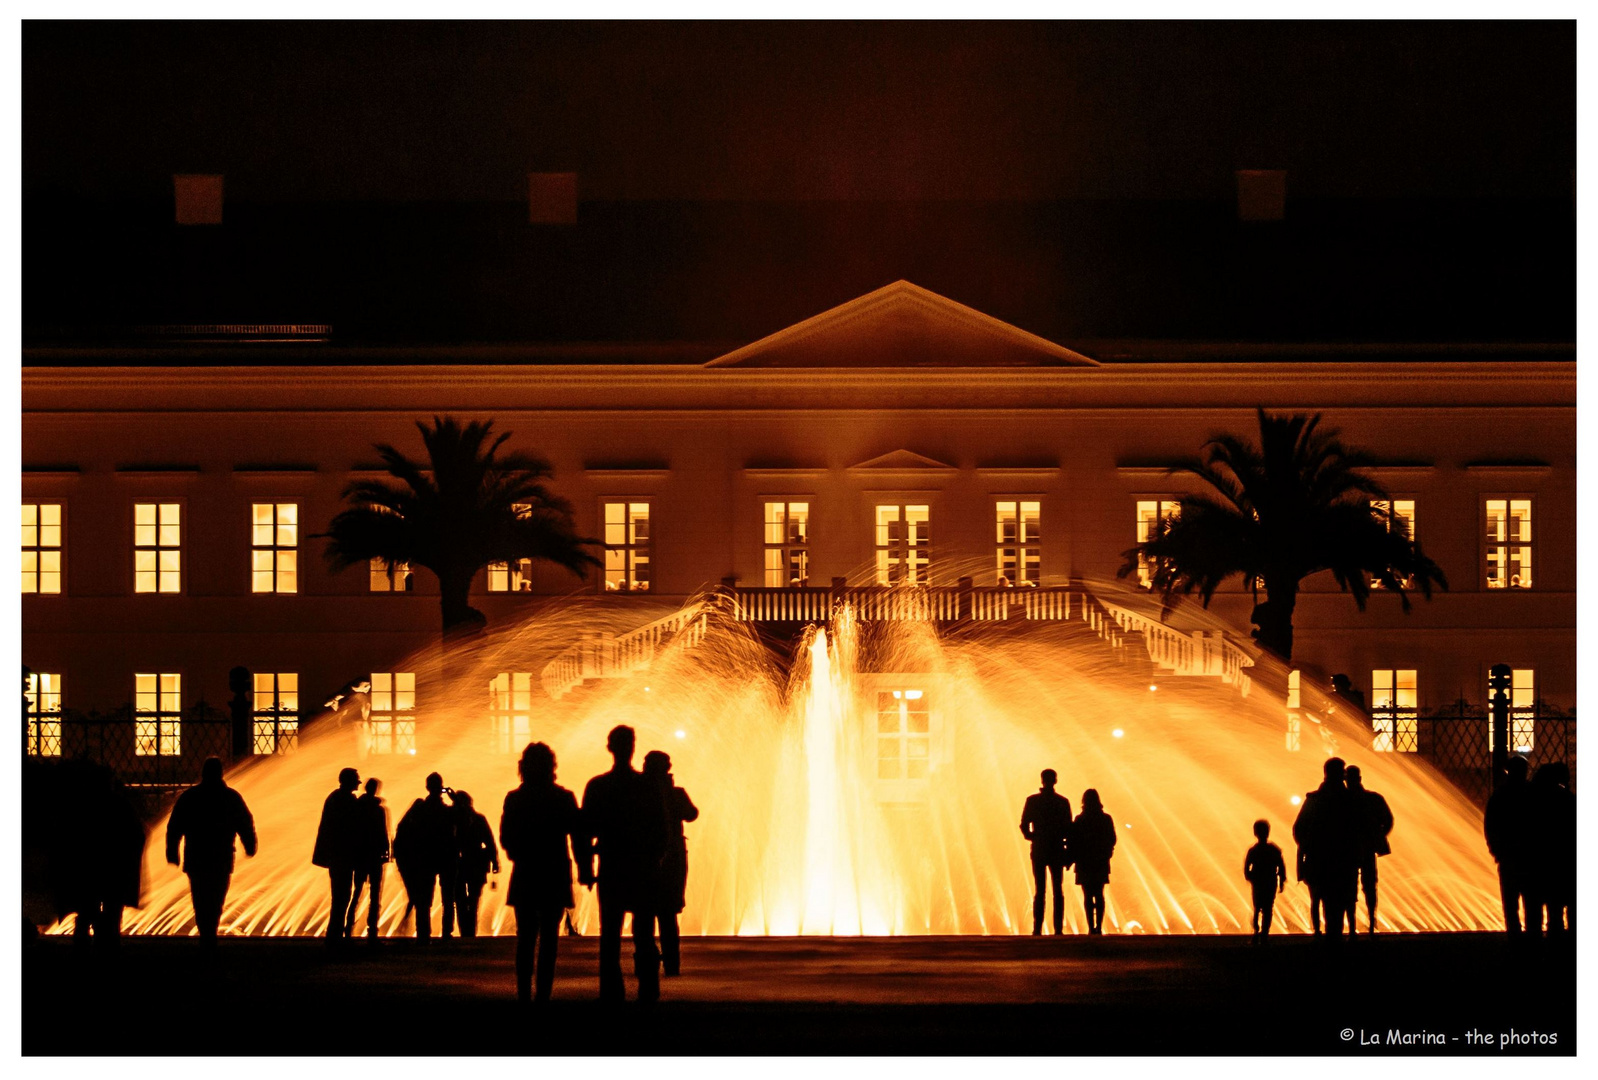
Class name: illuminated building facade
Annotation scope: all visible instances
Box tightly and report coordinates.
[21,282,1575,770]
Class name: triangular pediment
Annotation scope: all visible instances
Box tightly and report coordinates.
[706,280,1099,368]
[848,449,958,472]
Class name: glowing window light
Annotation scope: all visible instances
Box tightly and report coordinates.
[876,688,930,780]
[603,501,651,592]
[24,672,62,756]
[21,502,63,594]
[487,503,535,592]
[1371,669,1418,752]
[1135,499,1180,588]
[367,672,416,755]
[250,503,299,593]
[252,672,299,754]
[369,557,413,592]
[875,504,930,586]
[994,500,1041,586]
[1485,498,1533,589]
[134,502,181,593]
[134,672,182,756]
[763,501,810,587]
[488,672,532,753]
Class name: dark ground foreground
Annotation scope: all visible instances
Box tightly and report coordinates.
[24,932,1575,1056]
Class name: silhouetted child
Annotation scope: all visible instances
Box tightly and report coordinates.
[1244,819,1287,939]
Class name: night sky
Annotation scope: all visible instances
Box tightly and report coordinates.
[22,21,1576,352]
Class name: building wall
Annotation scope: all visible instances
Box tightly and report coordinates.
[21,362,1576,720]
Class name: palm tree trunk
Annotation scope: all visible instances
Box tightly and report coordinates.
[437,568,486,710]
[1250,578,1298,663]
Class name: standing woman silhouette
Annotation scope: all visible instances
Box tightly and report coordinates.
[1071,789,1118,935]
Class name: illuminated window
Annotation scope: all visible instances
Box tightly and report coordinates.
[1285,669,1301,752]
[251,503,299,593]
[1485,499,1533,589]
[488,503,535,592]
[252,672,299,754]
[763,501,810,587]
[134,673,182,756]
[1135,500,1181,588]
[603,502,651,592]
[367,672,416,755]
[25,672,62,757]
[1370,499,1416,588]
[489,672,533,753]
[876,689,930,780]
[1489,668,1537,754]
[994,500,1040,586]
[134,503,182,593]
[370,558,413,592]
[875,505,930,586]
[1371,669,1418,753]
[22,503,63,595]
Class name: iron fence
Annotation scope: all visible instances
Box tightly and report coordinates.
[38,703,238,790]
[1401,702,1576,806]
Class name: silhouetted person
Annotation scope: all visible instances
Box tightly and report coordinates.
[1071,789,1117,935]
[1484,756,1535,936]
[165,757,256,952]
[1329,673,1368,716]
[312,766,363,946]
[1019,769,1073,935]
[394,772,458,940]
[643,749,699,976]
[346,777,391,939]
[452,790,500,938]
[1244,819,1287,939]
[1344,765,1393,934]
[1293,757,1360,939]
[501,741,584,1002]
[1528,762,1575,938]
[579,725,669,1003]
[63,761,147,951]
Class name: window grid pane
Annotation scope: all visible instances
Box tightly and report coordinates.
[367,672,417,755]
[133,672,181,755]
[763,501,811,587]
[22,502,63,594]
[1370,668,1418,753]
[134,503,181,593]
[251,503,299,593]
[489,671,534,753]
[603,502,652,591]
[994,500,1040,585]
[252,672,300,754]
[1486,498,1534,589]
[25,672,63,756]
[369,557,413,592]
[876,689,930,781]
[875,505,931,586]
[1135,500,1180,588]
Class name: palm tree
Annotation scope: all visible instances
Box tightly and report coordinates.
[1118,408,1446,665]
[321,416,598,644]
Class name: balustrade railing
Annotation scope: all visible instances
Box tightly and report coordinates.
[540,605,709,700]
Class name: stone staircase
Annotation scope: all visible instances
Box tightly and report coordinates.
[540,584,1256,702]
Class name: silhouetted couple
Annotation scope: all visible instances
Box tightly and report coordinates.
[388,773,499,939]
[53,759,146,952]
[1484,757,1575,938]
[312,770,392,942]
[1020,769,1117,935]
[1292,757,1393,937]
[498,726,698,1003]
[165,757,257,953]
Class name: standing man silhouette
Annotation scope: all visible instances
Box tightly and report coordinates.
[312,767,362,946]
[394,772,458,940]
[1484,756,1536,935]
[346,777,390,939]
[451,791,499,938]
[1343,765,1393,934]
[579,725,669,1003]
[165,757,257,953]
[501,742,584,1002]
[1019,769,1073,935]
[643,749,699,976]
[1294,757,1360,939]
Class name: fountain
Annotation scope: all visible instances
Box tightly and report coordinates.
[111,588,1502,937]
